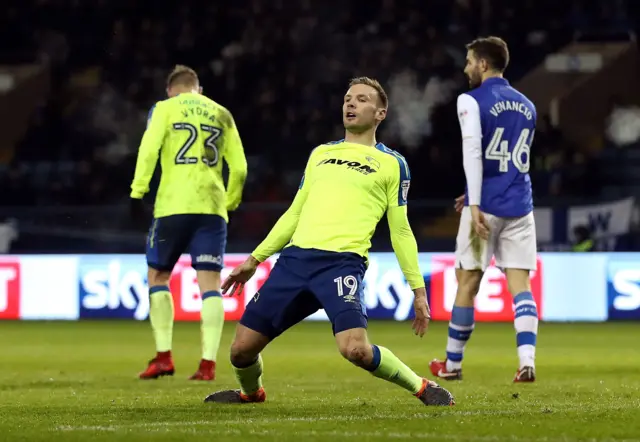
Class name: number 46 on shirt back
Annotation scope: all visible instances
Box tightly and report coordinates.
[485,126,532,173]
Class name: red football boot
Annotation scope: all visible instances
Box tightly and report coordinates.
[429,359,463,381]
[139,352,175,379]
[189,359,216,381]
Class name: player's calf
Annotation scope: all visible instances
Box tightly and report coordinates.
[195,270,225,369]
[141,268,176,379]
[505,269,539,374]
[205,324,270,403]
[505,268,532,299]
[189,271,224,381]
[229,335,266,397]
[335,326,454,406]
[336,328,374,368]
[432,268,481,379]
[229,333,265,368]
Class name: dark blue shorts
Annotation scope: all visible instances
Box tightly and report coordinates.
[240,246,368,339]
[146,214,227,272]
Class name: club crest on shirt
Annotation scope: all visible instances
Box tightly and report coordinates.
[365,156,381,169]
[401,180,410,202]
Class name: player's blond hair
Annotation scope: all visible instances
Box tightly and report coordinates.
[349,77,388,109]
[166,65,199,88]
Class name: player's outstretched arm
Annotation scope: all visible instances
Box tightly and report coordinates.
[250,172,310,263]
[385,156,430,336]
[130,103,168,199]
[223,169,311,296]
[387,206,431,336]
[385,156,423,290]
[221,109,248,211]
[387,206,423,289]
[249,150,316,263]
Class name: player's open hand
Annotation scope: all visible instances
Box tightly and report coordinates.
[470,205,490,240]
[412,288,430,337]
[454,194,465,213]
[222,256,260,297]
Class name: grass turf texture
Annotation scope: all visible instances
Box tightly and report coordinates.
[2,320,639,442]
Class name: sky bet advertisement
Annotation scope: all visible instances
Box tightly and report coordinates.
[78,255,274,322]
[606,254,640,320]
[76,253,541,323]
[1,252,639,322]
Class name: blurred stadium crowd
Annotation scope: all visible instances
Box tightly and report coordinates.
[0,0,639,252]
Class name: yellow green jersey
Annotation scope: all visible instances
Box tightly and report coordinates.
[252,140,424,290]
[130,92,248,221]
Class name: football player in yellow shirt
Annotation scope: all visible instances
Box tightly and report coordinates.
[204,77,454,406]
[130,65,247,381]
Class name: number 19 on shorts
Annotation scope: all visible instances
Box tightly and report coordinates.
[334,276,358,300]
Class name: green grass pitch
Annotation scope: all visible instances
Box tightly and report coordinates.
[2,320,640,441]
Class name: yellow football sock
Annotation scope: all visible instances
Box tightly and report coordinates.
[200,292,224,361]
[368,345,423,394]
[149,286,174,352]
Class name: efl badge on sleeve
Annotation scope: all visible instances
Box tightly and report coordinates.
[458,109,468,127]
[401,180,410,203]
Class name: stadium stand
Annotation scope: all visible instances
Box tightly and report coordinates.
[0,0,638,252]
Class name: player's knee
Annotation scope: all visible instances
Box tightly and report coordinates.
[341,344,369,367]
[505,268,531,295]
[196,270,221,293]
[229,324,269,367]
[455,268,482,304]
[229,341,259,368]
[338,340,372,368]
[148,268,171,287]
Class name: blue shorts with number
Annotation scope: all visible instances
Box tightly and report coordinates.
[240,246,368,339]
[146,214,227,272]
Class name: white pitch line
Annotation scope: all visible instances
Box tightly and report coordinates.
[54,404,640,441]
[55,425,640,442]
[55,410,516,432]
[53,403,637,433]
[54,409,640,442]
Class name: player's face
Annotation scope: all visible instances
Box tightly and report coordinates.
[343,84,386,133]
[464,50,485,89]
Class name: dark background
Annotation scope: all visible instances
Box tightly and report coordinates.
[1,0,639,253]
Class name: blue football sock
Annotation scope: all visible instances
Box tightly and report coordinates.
[513,291,538,369]
[445,306,475,370]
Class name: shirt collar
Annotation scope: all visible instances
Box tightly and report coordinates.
[482,77,509,87]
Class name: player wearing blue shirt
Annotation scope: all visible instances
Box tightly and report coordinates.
[430,37,539,383]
